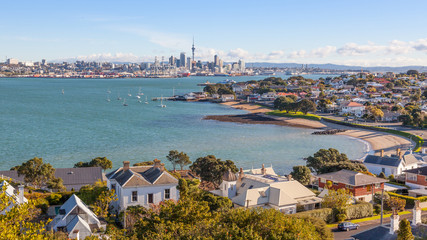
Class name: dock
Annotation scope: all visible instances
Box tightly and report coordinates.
[151,96,175,101]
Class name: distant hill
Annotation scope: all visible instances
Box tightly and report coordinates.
[246,62,427,73]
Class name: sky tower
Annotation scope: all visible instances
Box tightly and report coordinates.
[191,37,195,62]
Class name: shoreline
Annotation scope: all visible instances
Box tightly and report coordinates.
[212,101,411,157]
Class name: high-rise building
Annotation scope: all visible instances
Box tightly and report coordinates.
[169,56,176,66]
[214,55,220,67]
[239,59,245,72]
[187,57,191,70]
[6,58,19,65]
[180,52,186,68]
[41,59,46,65]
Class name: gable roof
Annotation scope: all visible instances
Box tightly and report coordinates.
[58,194,98,221]
[66,215,92,236]
[343,102,364,107]
[107,166,178,187]
[316,169,387,186]
[364,155,401,167]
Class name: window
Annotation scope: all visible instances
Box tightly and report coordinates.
[148,194,153,203]
[320,178,326,183]
[240,183,246,188]
[366,185,371,192]
[248,185,254,189]
[407,173,417,181]
[165,189,170,199]
[333,182,338,186]
[132,191,138,202]
[375,183,381,188]
[111,184,116,191]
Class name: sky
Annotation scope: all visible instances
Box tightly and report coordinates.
[1,0,427,67]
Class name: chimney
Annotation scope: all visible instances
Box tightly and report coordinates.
[398,151,403,160]
[389,208,399,234]
[396,148,401,157]
[380,149,384,157]
[412,200,422,226]
[261,164,266,175]
[123,161,130,171]
[153,159,163,170]
[238,168,244,180]
[18,185,24,204]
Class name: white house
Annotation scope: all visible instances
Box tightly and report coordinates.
[215,165,321,214]
[220,94,235,102]
[0,181,27,214]
[51,194,106,239]
[363,149,420,176]
[340,101,366,117]
[106,160,179,212]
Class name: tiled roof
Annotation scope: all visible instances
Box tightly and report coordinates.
[316,169,387,186]
[404,166,427,176]
[107,165,178,187]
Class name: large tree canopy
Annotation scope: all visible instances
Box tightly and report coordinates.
[190,155,237,187]
[166,150,191,171]
[13,157,64,190]
[74,157,112,171]
[305,148,367,174]
[291,165,312,185]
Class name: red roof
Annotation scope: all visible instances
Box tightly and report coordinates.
[345,102,364,107]
[277,92,297,96]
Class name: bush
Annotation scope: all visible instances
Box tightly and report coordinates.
[294,208,335,223]
[388,192,416,208]
[345,202,373,219]
[34,198,49,214]
[296,216,334,240]
[46,193,62,205]
[336,213,347,222]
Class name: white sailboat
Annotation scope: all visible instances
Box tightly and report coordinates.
[137,87,144,96]
[128,90,132,97]
[117,93,122,100]
[61,89,64,95]
[144,96,149,104]
[123,98,128,106]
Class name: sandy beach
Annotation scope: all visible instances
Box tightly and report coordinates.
[214,101,412,156]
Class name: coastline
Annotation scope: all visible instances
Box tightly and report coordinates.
[212,101,412,157]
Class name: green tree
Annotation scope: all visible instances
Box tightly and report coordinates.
[322,188,353,209]
[13,157,56,188]
[306,148,367,174]
[74,157,112,171]
[298,99,317,114]
[397,218,414,240]
[291,165,312,185]
[46,177,66,192]
[166,150,191,171]
[190,155,237,187]
[93,189,118,218]
[274,96,295,112]
[387,197,406,212]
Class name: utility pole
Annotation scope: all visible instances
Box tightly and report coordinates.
[380,188,384,225]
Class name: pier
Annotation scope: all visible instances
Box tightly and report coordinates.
[151,96,175,101]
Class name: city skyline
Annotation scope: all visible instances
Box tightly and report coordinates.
[2,0,427,67]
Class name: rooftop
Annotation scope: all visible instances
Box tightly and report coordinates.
[316,169,387,186]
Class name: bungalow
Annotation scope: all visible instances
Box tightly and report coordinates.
[51,194,106,239]
[220,94,235,102]
[261,92,277,101]
[106,160,179,212]
[316,169,387,202]
[216,165,322,214]
[404,166,427,196]
[363,149,420,176]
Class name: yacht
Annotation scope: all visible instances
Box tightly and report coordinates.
[123,98,128,106]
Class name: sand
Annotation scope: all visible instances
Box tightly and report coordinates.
[214,101,412,156]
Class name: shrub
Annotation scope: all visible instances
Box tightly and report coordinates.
[345,202,373,219]
[388,192,416,208]
[34,198,49,214]
[336,213,347,223]
[46,193,62,205]
[293,208,335,223]
[378,172,386,179]
[296,216,334,240]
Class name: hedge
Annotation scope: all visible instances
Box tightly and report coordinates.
[294,208,335,223]
[293,203,373,223]
[322,117,424,152]
[387,192,427,208]
[345,202,373,220]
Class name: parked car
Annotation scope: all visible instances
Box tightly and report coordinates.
[338,222,359,231]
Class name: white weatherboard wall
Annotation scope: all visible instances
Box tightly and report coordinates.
[119,185,179,210]
[364,163,397,176]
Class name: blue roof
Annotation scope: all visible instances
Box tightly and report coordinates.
[364,155,401,167]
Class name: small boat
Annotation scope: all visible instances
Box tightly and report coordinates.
[61,89,64,95]
[128,90,132,97]
[145,96,149,104]
[107,89,111,94]
[123,99,128,106]
[159,96,166,108]
[137,87,144,96]
[136,95,141,99]
[117,93,122,100]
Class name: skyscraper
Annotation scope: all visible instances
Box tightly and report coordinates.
[180,52,186,68]
[187,57,191,70]
[191,37,195,62]
[214,55,219,67]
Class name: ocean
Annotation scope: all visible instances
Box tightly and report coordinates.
[0,75,368,175]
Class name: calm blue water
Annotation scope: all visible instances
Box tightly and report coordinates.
[0,75,368,175]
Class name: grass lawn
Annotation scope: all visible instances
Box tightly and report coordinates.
[326,211,412,228]
[266,110,322,121]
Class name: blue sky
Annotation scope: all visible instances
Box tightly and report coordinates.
[1,0,427,66]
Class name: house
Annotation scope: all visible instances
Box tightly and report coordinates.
[220,94,235,102]
[403,166,427,197]
[0,180,27,214]
[260,92,277,101]
[51,194,106,239]
[0,167,104,191]
[216,165,322,214]
[340,101,365,117]
[364,149,420,177]
[106,160,179,212]
[316,169,387,202]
